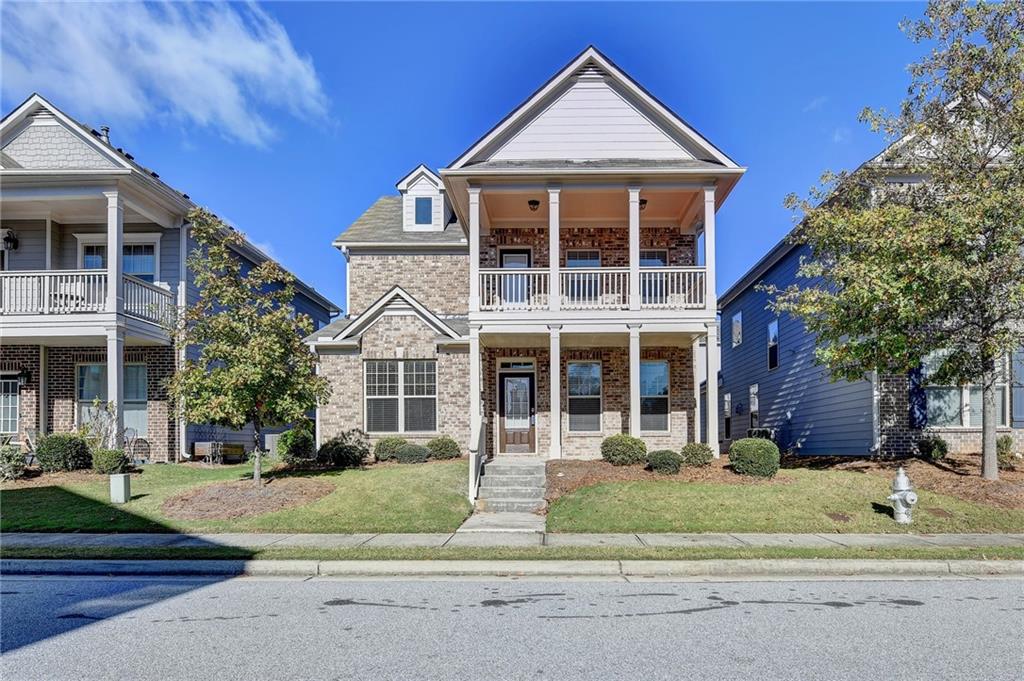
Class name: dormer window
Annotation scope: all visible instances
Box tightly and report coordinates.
[415,197,432,225]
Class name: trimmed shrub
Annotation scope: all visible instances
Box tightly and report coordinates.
[646,449,682,475]
[278,425,315,464]
[374,436,408,462]
[395,443,430,464]
[680,442,714,468]
[317,430,369,469]
[729,438,781,478]
[427,435,461,460]
[601,434,647,466]
[997,435,1017,471]
[0,444,26,481]
[92,448,129,474]
[917,435,948,462]
[35,433,92,472]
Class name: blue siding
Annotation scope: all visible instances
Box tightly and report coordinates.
[719,244,875,456]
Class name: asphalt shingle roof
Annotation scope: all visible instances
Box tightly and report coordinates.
[335,196,466,245]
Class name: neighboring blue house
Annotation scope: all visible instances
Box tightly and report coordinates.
[718,235,1024,457]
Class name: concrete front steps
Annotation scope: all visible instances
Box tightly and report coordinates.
[475,456,547,513]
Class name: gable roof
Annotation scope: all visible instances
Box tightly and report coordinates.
[446,46,740,171]
[306,286,467,345]
[396,164,443,191]
[332,196,466,248]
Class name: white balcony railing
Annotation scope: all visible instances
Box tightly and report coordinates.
[561,267,629,310]
[0,270,174,326]
[478,266,706,313]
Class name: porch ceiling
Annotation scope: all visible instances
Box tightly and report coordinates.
[482,187,696,227]
[480,330,700,349]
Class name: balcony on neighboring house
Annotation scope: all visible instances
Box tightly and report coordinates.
[0,270,174,325]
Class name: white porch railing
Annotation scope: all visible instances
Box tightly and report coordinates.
[479,268,549,311]
[0,270,174,325]
[561,267,629,310]
[639,267,706,309]
[123,275,175,325]
[468,416,487,501]
[0,270,107,314]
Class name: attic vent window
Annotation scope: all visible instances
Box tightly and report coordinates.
[415,197,432,225]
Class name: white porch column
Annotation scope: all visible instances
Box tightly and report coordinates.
[692,338,702,444]
[703,185,716,313]
[104,191,124,315]
[629,324,642,436]
[548,187,560,312]
[549,325,561,459]
[468,187,481,314]
[44,216,53,269]
[628,186,641,310]
[106,327,125,448]
[468,325,481,444]
[705,322,720,457]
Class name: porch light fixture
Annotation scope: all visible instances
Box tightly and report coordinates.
[1,230,18,251]
[528,199,540,212]
[639,198,648,211]
[16,368,31,388]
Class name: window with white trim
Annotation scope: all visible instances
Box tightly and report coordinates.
[0,374,18,435]
[415,197,432,225]
[77,234,160,284]
[76,363,148,437]
[364,360,437,433]
[567,361,602,432]
[123,244,157,282]
[640,360,669,432]
[732,312,743,347]
[722,392,732,441]
[767,319,780,370]
[924,352,1009,428]
[749,384,759,429]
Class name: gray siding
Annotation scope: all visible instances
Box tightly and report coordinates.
[719,244,875,456]
[0,220,46,270]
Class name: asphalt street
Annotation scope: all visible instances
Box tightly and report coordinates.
[1,575,1021,680]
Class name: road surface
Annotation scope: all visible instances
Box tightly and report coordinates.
[2,575,1021,680]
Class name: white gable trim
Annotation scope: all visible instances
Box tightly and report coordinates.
[446,46,738,170]
[0,94,131,170]
[336,286,463,341]
[396,164,442,191]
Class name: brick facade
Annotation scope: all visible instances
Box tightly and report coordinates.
[348,252,469,315]
[481,226,696,268]
[2,344,177,463]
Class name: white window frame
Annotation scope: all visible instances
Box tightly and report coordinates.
[414,197,433,226]
[75,232,162,285]
[567,360,603,434]
[732,312,743,347]
[640,359,670,434]
[74,362,148,437]
[749,384,759,430]
[0,372,19,436]
[565,249,601,267]
[363,359,438,434]
[639,249,669,267]
[767,319,780,370]
[722,392,732,441]
[924,354,1011,429]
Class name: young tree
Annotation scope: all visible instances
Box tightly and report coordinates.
[768,1,1023,479]
[168,208,330,486]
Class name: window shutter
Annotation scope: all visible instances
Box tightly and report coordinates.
[1012,348,1024,428]
[908,366,927,429]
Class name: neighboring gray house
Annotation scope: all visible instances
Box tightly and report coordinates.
[0,94,339,462]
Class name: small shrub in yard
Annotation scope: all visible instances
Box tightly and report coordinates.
[92,448,129,474]
[278,424,315,464]
[917,435,949,462]
[646,449,682,475]
[427,435,461,460]
[0,444,26,481]
[317,430,369,469]
[35,433,92,472]
[601,434,647,466]
[374,436,408,462]
[395,443,431,464]
[997,435,1017,471]
[729,438,781,478]
[680,442,714,468]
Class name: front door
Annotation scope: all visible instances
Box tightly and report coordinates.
[499,372,535,454]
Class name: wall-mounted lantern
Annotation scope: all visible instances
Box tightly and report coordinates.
[17,368,31,388]
[1,229,18,251]
[528,199,540,212]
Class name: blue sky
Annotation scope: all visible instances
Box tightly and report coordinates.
[1,1,926,312]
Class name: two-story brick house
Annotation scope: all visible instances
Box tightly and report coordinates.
[0,94,338,462]
[309,47,744,500]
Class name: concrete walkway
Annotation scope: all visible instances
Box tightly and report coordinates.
[3,531,1023,550]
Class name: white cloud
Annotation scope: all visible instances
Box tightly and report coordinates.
[832,126,851,144]
[1,2,327,146]
[802,96,828,113]
[247,239,279,262]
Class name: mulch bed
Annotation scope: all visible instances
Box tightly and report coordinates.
[161,477,335,520]
[0,468,131,489]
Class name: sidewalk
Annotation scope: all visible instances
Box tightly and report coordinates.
[4,531,1023,550]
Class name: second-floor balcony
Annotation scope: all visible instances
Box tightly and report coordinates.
[0,270,175,326]
[479,266,706,312]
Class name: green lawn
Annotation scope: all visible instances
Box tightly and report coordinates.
[547,468,1024,534]
[0,461,471,534]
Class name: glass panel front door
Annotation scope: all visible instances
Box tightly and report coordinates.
[504,377,531,430]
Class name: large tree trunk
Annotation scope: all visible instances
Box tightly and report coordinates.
[252,421,263,488]
[981,375,999,481]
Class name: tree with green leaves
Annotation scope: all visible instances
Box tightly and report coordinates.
[767,0,1023,479]
[168,208,330,486]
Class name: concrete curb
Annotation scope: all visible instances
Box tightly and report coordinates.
[3,558,1022,579]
